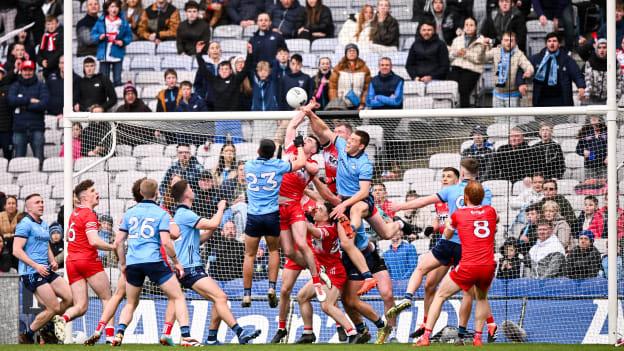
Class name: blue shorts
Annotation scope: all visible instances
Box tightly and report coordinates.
[431,239,462,266]
[340,194,378,219]
[342,246,387,281]
[126,261,173,287]
[245,211,280,238]
[21,271,60,293]
[179,266,208,289]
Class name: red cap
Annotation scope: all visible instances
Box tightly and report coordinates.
[21,60,36,70]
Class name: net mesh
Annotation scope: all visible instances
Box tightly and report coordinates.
[46,112,622,344]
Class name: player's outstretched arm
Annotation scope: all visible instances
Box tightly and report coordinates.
[303,99,334,145]
[311,178,341,205]
[390,194,439,213]
[284,110,307,147]
[86,230,115,251]
[291,138,307,171]
[198,200,227,242]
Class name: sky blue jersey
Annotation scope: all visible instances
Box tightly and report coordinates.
[244,158,292,215]
[15,214,50,275]
[119,200,172,265]
[335,137,373,197]
[173,205,202,268]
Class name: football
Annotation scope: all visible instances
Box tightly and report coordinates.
[286,87,308,109]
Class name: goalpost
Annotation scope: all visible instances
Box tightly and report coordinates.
[58,0,622,345]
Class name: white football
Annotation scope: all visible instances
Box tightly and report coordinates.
[72,331,87,344]
[286,87,308,109]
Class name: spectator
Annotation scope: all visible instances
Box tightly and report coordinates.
[196,171,221,218]
[76,0,101,57]
[199,0,224,28]
[578,195,604,239]
[0,64,13,160]
[512,173,544,212]
[175,80,206,112]
[270,0,305,39]
[366,57,404,110]
[5,42,33,83]
[42,0,63,17]
[537,178,578,232]
[160,143,205,195]
[406,20,449,83]
[384,230,418,280]
[312,56,332,109]
[59,123,83,161]
[221,160,247,203]
[92,0,133,87]
[497,238,522,279]
[372,182,395,218]
[122,0,145,40]
[370,0,399,49]
[448,17,488,107]
[0,195,19,271]
[298,0,333,42]
[532,122,566,180]
[576,115,607,180]
[427,0,462,45]
[250,60,279,111]
[480,0,527,52]
[598,192,624,239]
[528,220,566,278]
[115,82,151,112]
[542,199,572,252]
[461,125,493,180]
[601,240,624,280]
[7,59,49,162]
[0,2,17,47]
[532,0,575,50]
[177,1,211,55]
[584,39,620,104]
[530,32,585,107]
[44,55,64,118]
[48,222,64,269]
[156,69,179,112]
[206,221,245,281]
[248,13,288,67]
[193,41,222,107]
[326,44,371,110]
[213,143,237,185]
[395,190,432,241]
[596,2,624,50]
[80,105,112,156]
[490,127,534,183]
[485,31,533,107]
[38,15,64,79]
[0,237,13,273]
[16,0,45,42]
[338,5,374,48]
[566,230,602,279]
[279,54,314,109]
[272,47,291,81]
[137,0,181,43]
[97,215,114,266]
[517,203,541,257]
[227,0,264,29]
[74,57,118,112]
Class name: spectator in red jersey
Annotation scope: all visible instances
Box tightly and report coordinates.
[38,16,63,79]
[565,230,602,279]
[597,192,624,239]
[578,195,604,238]
[137,0,181,43]
[5,42,33,83]
[372,182,395,218]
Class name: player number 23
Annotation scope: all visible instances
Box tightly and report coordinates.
[473,220,491,238]
[246,172,277,191]
[128,217,156,239]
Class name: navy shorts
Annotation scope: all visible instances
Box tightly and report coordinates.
[340,194,378,219]
[179,266,208,289]
[245,211,280,238]
[431,239,462,266]
[21,271,60,293]
[126,261,173,287]
[342,246,387,281]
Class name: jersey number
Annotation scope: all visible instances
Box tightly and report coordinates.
[127,217,156,239]
[67,222,76,242]
[473,221,491,238]
[246,172,277,191]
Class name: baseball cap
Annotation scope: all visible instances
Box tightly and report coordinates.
[21,60,36,70]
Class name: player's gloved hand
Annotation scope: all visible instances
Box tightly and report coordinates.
[294,135,304,147]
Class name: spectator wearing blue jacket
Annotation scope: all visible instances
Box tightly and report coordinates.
[249,60,279,111]
[7,60,49,163]
[278,54,314,110]
[160,143,205,195]
[384,231,418,280]
[175,81,207,112]
[366,57,403,137]
[248,13,288,67]
[91,0,133,86]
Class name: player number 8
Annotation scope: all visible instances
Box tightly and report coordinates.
[473,220,491,238]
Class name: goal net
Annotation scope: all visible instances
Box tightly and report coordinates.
[55,110,623,344]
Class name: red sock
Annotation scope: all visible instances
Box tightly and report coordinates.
[486,315,495,324]
[162,322,173,335]
[312,275,321,284]
[474,331,483,341]
[95,321,106,333]
[278,320,286,330]
[303,326,313,334]
[105,326,114,337]
[345,327,355,335]
[423,328,432,338]
[423,315,428,324]
[62,314,71,323]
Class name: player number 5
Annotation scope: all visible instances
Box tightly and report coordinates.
[473,220,491,238]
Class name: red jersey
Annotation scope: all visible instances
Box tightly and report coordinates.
[67,206,100,262]
[301,196,317,216]
[322,141,338,194]
[310,224,342,268]
[279,144,316,201]
[450,205,497,266]
[435,202,449,233]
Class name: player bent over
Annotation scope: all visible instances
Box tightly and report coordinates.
[170,180,261,344]
[415,181,497,347]
[14,194,72,344]
[112,179,199,346]
[242,138,306,307]
[61,180,116,336]
[296,202,358,343]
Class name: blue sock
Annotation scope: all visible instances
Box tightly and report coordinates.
[232,324,243,336]
[355,323,366,333]
[404,292,414,300]
[117,324,127,335]
[207,329,218,342]
[268,281,276,290]
[458,325,467,338]
[361,271,373,279]
[374,318,385,329]
[244,288,251,297]
[180,326,190,338]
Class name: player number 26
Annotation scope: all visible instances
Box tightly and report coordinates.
[246,172,277,191]
[128,217,156,239]
[473,220,491,238]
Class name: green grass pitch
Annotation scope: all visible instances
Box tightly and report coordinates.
[0,344,617,350]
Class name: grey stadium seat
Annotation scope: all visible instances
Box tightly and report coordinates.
[126,41,156,55]
[107,156,138,171]
[43,157,64,172]
[17,172,48,186]
[133,144,164,157]
[9,157,40,173]
[0,157,8,172]
[482,180,511,197]
[162,55,193,71]
[130,56,162,71]
[156,41,178,54]
[403,168,436,184]
[410,180,441,196]
[20,184,51,199]
[429,153,461,170]
[286,39,310,53]
[74,157,106,172]
[139,157,172,171]
[114,171,147,186]
[213,25,243,39]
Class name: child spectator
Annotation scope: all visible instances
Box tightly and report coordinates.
[156,69,180,112]
[576,115,607,180]
[565,230,602,279]
[0,195,19,271]
[175,80,207,112]
[231,55,252,110]
[5,42,33,82]
[137,0,181,43]
[272,47,291,81]
[249,60,279,111]
[92,0,133,87]
[49,222,64,269]
[517,203,541,258]
[370,0,399,50]
[177,1,211,55]
[312,57,332,109]
[299,0,334,41]
[59,123,83,161]
[45,55,64,117]
[327,44,371,110]
[74,57,118,112]
[213,143,237,185]
[122,0,145,40]
[497,239,522,279]
[279,54,314,110]
[38,15,64,79]
[578,195,604,238]
[510,173,544,235]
